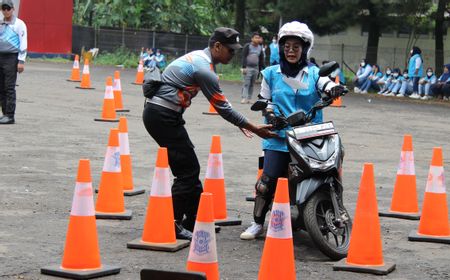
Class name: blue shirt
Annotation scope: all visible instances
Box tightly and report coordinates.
[269,42,280,65]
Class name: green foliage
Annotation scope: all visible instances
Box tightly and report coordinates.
[93,47,140,68]
[216,63,242,82]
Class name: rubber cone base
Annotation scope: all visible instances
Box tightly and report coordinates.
[379,210,420,220]
[94,118,120,122]
[41,264,120,279]
[214,217,241,226]
[76,86,95,90]
[67,79,81,82]
[141,269,206,280]
[123,186,145,196]
[408,230,450,244]
[127,238,190,252]
[115,109,130,112]
[202,112,219,115]
[95,209,132,220]
[333,259,396,275]
[246,195,255,202]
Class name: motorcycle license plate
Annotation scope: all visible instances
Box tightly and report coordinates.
[293,121,337,140]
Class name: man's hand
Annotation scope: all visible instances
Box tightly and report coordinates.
[243,123,277,139]
[414,69,419,75]
[17,64,24,73]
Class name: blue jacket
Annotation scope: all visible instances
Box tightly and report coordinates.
[269,42,280,65]
[357,64,372,80]
[261,64,323,152]
[408,54,423,77]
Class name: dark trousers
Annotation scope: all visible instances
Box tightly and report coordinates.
[143,103,202,227]
[0,53,18,117]
[412,76,420,93]
[254,150,290,224]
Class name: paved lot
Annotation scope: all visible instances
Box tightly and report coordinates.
[1,61,449,279]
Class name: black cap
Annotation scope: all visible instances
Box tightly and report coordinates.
[1,0,14,8]
[209,27,242,50]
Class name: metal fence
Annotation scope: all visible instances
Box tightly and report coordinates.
[73,25,448,73]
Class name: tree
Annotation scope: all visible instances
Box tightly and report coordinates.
[434,0,448,75]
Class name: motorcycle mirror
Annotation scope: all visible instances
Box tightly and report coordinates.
[250,100,268,111]
[319,61,339,77]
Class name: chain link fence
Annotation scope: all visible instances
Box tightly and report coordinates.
[73,25,448,74]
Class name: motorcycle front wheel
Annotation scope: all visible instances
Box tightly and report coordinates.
[303,191,352,260]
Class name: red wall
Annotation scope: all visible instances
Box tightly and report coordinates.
[19,0,73,54]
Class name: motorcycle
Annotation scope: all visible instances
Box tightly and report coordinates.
[251,61,352,260]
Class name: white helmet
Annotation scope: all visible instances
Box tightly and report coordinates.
[278,21,314,58]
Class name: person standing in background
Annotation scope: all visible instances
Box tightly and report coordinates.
[269,35,279,66]
[408,46,424,99]
[0,0,27,124]
[240,32,264,104]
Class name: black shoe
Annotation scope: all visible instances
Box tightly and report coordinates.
[0,116,14,124]
[175,222,193,240]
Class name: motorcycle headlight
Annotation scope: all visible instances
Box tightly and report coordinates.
[306,152,337,170]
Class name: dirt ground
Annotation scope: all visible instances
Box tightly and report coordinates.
[1,61,449,280]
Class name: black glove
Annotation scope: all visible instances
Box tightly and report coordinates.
[328,85,346,99]
[265,111,287,130]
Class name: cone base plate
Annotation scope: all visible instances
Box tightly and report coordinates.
[132,82,143,85]
[333,259,396,275]
[379,210,420,220]
[330,105,346,108]
[115,109,130,112]
[246,195,255,202]
[202,112,219,115]
[95,210,132,220]
[94,118,120,122]
[215,217,242,226]
[67,79,81,82]
[75,86,95,90]
[127,238,190,252]
[123,186,145,196]
[41,264,120,279]
[408,230,450,244]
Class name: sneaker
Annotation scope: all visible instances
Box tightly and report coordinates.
[361,90,368,94]
[409,93,420,99]
[354,87,361,93]
[396,93,405,97]
[444,96,449,101]
[386,92,395,97]
[240,222,263,240]
[240,98,247,104]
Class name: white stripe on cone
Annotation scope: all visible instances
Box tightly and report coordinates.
[188,221,218,263]
[73,60,79,69]
[150,167,171,197]
[71,182,95,216]
[426,166,445,194]
[103,146,121,173]
[266,203,292,239]
[119,132,130,155]
[113,79,122,91]
[82,65,90,74]
[104,85,114,99]
[205,154,224,179]
[397,151,415,175]
[138,63,143,72]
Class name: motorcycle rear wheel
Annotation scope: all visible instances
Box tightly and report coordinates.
[303,191,352,260]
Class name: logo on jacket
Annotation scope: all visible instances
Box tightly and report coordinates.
[193,230,211,255]
[270,210,285,232]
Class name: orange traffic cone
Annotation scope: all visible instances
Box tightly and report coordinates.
[67,54,81,82]
[334,163,396,275]
[128,147,190,251]
[76,58,95,90]
[409,147,450,244]
[132,59,144,85]
[203,135,241,226]
[113,71,129,112]
[95,128,132,219]
[380,135,420,220]
[258,178,296,280]
[186,192,220,280]
[41,159,120,279]
[246,152,264,202]
[331,75,344,107]
[94,76,119,122]
[118,117,144,196]
[202,103,219,115]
